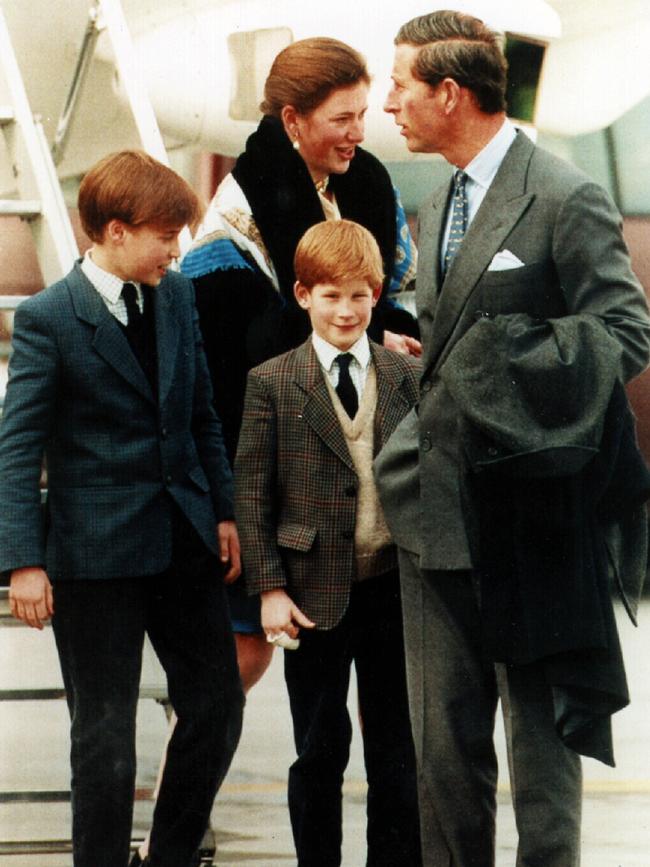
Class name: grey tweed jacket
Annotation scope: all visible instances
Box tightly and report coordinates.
[234,338,419,629]
[0,262,233,580]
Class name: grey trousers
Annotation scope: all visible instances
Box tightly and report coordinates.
[398,549,582,867]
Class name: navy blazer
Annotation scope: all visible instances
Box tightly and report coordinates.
[0,262,233,581]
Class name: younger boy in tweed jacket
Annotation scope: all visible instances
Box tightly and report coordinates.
[235,220,422,867]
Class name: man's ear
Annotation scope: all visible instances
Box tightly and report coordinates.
[294,281,311,309]
[440,77,461,114]
[104,219,128,245]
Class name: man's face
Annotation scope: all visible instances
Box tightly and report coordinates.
[384,43,446,154]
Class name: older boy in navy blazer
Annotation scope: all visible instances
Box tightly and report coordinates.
[0,151,244,867]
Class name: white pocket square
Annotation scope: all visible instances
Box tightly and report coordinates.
[488,249,525,271]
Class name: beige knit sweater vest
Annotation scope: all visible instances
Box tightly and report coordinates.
[326,366,396,580]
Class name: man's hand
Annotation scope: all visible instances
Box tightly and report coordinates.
[384,330,422,357]
[261,588,315,640]
[9,566,53,630]
[217,520,241,583]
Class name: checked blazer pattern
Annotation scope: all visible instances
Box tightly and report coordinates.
[234,338,419,629]
[0,262,233,581]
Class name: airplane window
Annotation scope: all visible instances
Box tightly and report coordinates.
[504,36,546,125]
[228,28,293,122]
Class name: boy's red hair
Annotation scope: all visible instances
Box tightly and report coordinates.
[294,220,384,289]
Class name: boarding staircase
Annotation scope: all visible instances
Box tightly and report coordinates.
[0,1,213,861]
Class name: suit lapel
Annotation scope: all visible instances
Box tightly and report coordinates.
[372,344,414,451]
[416,180,451,359]
[69,263,154,402]
[294,341,355,471]
[424,132,536,373]
[153,277,180,405]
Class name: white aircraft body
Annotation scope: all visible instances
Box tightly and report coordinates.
[0,0,648,188]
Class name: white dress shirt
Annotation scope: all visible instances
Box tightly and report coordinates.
[81,251,143,325]
[441,119,518,270]
[311,331,371,401]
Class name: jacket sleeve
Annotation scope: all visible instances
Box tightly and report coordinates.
[554,180,650,382]
[0,300,59,571]
[234,369,287,595]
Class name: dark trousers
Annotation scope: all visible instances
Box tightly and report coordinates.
[283,569,421,867]
[51,519,244,867]
[398,549,582,867]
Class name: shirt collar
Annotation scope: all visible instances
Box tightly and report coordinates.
[461,118,517,191]
[311,331,371,372]
[81,250,141,304]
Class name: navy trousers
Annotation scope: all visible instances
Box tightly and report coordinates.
[283,569,421,867]
[52,516,244,867]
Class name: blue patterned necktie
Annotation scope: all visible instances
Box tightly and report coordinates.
[443,170,468,274]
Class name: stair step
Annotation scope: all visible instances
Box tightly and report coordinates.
[0,199,41,218]
[0,105,14,126]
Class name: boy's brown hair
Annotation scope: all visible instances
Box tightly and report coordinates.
[294,220,384,290]
[78,150,203,242]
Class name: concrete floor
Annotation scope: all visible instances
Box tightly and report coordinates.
[1,600,649,865]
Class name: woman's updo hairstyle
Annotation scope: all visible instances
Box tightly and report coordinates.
[260,37,370,117]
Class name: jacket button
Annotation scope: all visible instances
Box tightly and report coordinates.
[345,485,356,497]
[165,474,172,485]
[421,380,433,392]
[487,447,498,457]
[421,435,432,452]
[474,309,491,320]
[161,427,168,438]
[341,530,354,540]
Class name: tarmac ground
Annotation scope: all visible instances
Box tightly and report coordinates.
[0,599,649,866]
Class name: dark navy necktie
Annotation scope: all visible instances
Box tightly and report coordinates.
[122,282,142,328]
[335,353,358,419]
[443,170,468,274]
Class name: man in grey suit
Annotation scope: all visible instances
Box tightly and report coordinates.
[0,151,244,867]
[378,11,650,867]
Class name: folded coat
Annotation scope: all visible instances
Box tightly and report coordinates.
[440,313,650,765]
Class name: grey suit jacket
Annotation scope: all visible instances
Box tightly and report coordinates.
[235,339,419,629]
[376,131,650,572]
[0,263,233,580]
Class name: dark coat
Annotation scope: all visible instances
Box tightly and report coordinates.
[185,115,417,462]
[440,314,650,764]
[0,263,233,580]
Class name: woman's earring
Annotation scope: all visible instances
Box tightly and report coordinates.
[293,132,300,151]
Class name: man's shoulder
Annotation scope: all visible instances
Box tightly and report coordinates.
[250,341,311,380]
[371,341,420,383]
[526,141,594,192]
[15,267,80,321]
[159,267,195,301]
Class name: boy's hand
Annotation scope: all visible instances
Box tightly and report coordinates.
[9,567,54,630]
[384,330,422,357]
[261,588,315,640]
[217,520,241,583]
